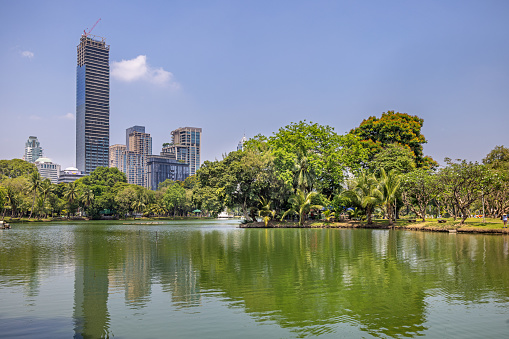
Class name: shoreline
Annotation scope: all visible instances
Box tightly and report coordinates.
[239,220,509,234]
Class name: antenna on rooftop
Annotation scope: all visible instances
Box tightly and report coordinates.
[83,18,101,37]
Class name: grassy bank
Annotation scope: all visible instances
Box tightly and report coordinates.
[240,217,509,234]
[2,216,216,224]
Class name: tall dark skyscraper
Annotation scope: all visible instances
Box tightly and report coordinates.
[76,33,110,174]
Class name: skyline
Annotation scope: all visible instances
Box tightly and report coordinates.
[1,1,508,168]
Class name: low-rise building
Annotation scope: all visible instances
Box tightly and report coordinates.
[146,156,189,190]
[35,157,61,184]
[58,167,85,184]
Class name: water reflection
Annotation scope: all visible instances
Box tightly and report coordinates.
[1,224,509,338]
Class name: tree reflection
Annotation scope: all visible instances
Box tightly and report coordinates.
[1,225,509,338]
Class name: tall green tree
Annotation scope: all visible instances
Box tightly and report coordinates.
[0,159,37,180]
[264,121,367,196]
[27,171,42,219]
[371,144,416,174]
[379,169,402,225]
[401,169,439,221]
[64,182,79,217]
[438,159,486,224]
[483,145,509,171]
[350,111,436,168]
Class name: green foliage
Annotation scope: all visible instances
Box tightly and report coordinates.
[78,167,127,187]
[438,159,487,224]
[351,111,434,167]
[281,190,323,226]
[0,159,37,180]
[378,169,402,225]
[343,171,382,224]
[163,181,186,216]
[371,144,415,174]
[268,120,367,196]
[483,145,509,170]
[401,169,439,221]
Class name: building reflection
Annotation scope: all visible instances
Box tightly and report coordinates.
[73,233,110,339]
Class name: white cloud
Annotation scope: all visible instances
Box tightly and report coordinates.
[29,115,42,120]
[111,55,180,89]
[59,113,75,120]
[21,50,34,59]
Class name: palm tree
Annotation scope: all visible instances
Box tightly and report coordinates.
[281,190,323,226]
[39,179,52,218]
[79,187,94,216]
[323,209,335,222]
[131,200,146,219]
[258,197,272,226]
[379,169,402,226]
[343,171,382,225]
[294,151,315,193]
[64,182,78,217]
[27,171,42,219]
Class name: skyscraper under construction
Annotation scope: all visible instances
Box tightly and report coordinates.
[76,31,110,174]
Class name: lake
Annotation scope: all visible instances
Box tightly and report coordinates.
[1,220,508,338]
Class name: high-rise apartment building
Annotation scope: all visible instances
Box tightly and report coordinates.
[76,33,110,174]
[125,126,145,151]
[164,127,202,176]
[109,144,127,170]
[23,136,44,163]
[109,127,152,187]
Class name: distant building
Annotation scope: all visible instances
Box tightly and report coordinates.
[237,135,247,151]
[58,167,85,184]
[108,127,152,187]
[163,127,202,176]
[76,33,110,174]
[125,126,145,151]
[146,156,190,190]
[109,144,127,170]
[35,157,61,184]
[23,136,44,163]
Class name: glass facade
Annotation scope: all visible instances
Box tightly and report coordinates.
[76,35,110,174]
[23,136,44,163]
[146,156,190,191]
[169,127,202,176]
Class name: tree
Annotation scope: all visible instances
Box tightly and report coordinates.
[64,182,79,217]
[371,144,416,174]
[196,149,278,221]
[115,186,138,218]
[79,186,95,216]
[0,159,37,180]
[27,171,42,219]
[350,111,436,168]
[401,169,439,221]
[483,145,509,171]
[379,169,402,226]
[0,186,7,220]
[295,150,315,193]
[266,121,367,196]
[437,159,486,224]
[281,190,323,226]
[163,181,186,216]
[343,171,382,225]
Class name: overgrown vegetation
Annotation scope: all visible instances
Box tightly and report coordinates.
[1,111,508,226]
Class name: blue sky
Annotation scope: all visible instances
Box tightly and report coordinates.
[1,0,508,168]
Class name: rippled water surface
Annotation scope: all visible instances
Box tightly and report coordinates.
[1,220,509,338]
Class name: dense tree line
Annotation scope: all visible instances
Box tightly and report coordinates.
[1,111,508,224]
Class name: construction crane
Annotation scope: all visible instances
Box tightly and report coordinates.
[83,18,101,37]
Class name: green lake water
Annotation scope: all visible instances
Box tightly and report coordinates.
[1,220,509,338]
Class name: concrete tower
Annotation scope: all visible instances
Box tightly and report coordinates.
[76,32,110,174]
